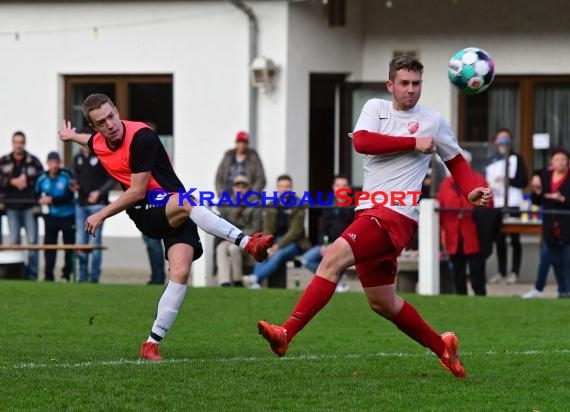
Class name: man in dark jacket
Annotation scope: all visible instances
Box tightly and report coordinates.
[0,131,44,280]
[299,175,354,292]
[214,131,266,197]
[243,174,311,288]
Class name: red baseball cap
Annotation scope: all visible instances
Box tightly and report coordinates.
[235,131,249,143]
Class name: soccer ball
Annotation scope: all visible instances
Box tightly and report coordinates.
[448,47,495,95]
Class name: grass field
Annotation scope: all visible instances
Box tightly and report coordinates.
[1,280,570,411]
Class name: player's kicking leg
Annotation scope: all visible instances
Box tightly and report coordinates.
[167,198,273,262]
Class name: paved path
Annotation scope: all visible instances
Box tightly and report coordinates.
[96,266,561,299]
[475,282,560,298]
[297,268,560,298]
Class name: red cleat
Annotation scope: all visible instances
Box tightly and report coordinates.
[258,320,288,357]
[140,341,162,361]
[439,332,467,378]
[245,232,274,262]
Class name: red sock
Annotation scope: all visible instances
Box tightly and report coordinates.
[282,276,336,343]
[391,301,445,357]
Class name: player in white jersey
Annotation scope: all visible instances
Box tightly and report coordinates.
[353,98,462,221]
[258,55,492,379]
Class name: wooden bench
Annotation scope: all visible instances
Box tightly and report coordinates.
[394,253,454,294]
[0,244,107,281]
[501,218,542,235]
[343,253,453,294]
[254,254,452,292]
[286,257,420,292]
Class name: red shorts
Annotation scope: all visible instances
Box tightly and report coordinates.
[340,207,417,287]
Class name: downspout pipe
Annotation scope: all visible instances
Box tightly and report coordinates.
[226,0,259,148]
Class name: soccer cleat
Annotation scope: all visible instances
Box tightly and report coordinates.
[258,320,288,357]
[439,332,467,378]
[244,232,274,262]
[140,341,162,361]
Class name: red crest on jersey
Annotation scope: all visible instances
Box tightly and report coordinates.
[408,121,420,135]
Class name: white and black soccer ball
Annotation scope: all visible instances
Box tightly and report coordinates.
[448,47,495,95]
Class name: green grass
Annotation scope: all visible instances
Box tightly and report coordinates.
[1,281,570,411]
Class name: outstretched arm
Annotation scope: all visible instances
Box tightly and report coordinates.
[59,120,91,147]
[445,153,492,207]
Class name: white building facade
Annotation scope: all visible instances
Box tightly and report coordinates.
[1,0,568,284]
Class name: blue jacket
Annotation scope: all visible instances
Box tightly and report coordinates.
[35,168,75,218]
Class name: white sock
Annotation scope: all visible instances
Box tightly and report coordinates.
[189,206,250,246]
[147,281,187,343]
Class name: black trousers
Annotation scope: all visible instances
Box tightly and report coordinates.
[43,215,75,281]
[450,237,487,296]
[495,232,522,277]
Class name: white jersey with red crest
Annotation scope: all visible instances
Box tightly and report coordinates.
[352,98,462,221]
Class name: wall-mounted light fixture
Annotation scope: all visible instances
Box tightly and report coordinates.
[250,56,278,92]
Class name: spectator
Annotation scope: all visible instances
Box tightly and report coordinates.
[299,175,354,292]
[0,131,44,280]
[521,240,558,299]
[214,131,266,197]
[215,174,263,287]
[485,128,528,284]
[35,151,76,282]
[243,174,311,289]
[437,151,491,296]
[0,194,4,244]
[74,146,116,283]
[142,234,166,285]
[525,148,570,298]
[406,155,448,253]
[421,154,447,199]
